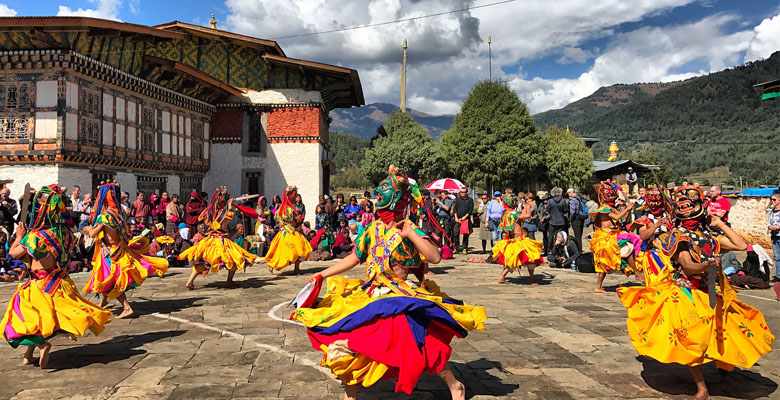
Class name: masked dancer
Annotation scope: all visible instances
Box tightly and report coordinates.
[618,185,773,400]
[265,186,312,274]
[590,181,643,293]
[83,182,168,318]
[181,187,259,289]
[292,166,486,400]
[2,185,110,368]
[493,193,544,285]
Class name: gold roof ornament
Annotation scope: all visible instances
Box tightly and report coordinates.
[210,14,217,30]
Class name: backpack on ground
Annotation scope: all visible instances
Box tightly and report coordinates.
[575,252,595,273]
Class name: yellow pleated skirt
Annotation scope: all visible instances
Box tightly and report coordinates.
[491,236,543,270]
[83,237,169,299]
[590,228,632,275]
[618,281,774,369]
[3,272,111,348]
[179,235,258,274]
[265,230,312,271]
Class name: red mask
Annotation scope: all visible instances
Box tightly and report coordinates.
[598,182,618,206]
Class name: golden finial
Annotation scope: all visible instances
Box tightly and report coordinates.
[566,125,570,133]
[403,39,407,49]
[210,14,217,30]
[488,36,492,44]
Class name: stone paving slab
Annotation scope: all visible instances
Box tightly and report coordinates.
[0,252,777,399]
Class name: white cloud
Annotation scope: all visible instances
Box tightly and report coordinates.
[0,3,17,16]
[222,1,780,116]
[745,14,780,62]
[557,47,593,64]
[128,0,139,15]
[57,0,122,21]
[510,14,759,113]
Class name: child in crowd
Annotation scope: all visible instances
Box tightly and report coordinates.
[314,206,328,230]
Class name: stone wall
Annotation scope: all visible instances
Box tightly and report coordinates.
[730,197,773,248]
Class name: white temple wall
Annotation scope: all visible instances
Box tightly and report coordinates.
[265,142,322,224]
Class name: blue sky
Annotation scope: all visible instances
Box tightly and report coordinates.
[2,1,780,114]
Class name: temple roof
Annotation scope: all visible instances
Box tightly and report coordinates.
[0,16,363,109]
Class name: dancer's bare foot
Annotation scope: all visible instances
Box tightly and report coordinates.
[99,296,108,308]
[268,266,274,274]
[185,282,195,290]
[449,380,466,400]
[37,342,51,369]
[690,390,710,400]
[22,346,34,365]
[498,279,509,284]
[594,288,608,294]
[116,308,135,319]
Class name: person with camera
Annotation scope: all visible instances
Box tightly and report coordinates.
[0,187,18,236]
[76,193,93,232]
[433,190,454,247]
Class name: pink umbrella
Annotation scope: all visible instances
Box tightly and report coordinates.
[426,178,466,194]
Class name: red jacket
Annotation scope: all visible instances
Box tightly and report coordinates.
[185,196,206,225]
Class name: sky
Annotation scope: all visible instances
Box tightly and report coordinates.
[2,0,780,115]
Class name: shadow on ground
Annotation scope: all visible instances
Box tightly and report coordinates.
[505,271,555,286]
[128,296,207,316]
[639,356,778,399]
[48,330,185,369]
[358,358,519,399]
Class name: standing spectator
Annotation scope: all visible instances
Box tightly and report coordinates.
[708,185,731,224]
[343,195,361,221]
[538,195,551,255]
[76,194,93,231]
[476,193,491,252]
[315,205,328,230]
[486,191,504,247]
[567,188,586,252]
[185,191,206,234]
[420,189,434,235]
[633,187,648,221]
[333,194,347,230]
[120,192,131,214]
[626,167,638,195]
[318,195,334,224]
[68,185,81,223]
[131,191,152,225]
[159,191,172,223]
[453,187,474,254]
[150,193,165,224]
[0,187,18,236]
[546,187,568,254]
[523,192,539,240]
[767,191,780,282]
[255,196,271,221]
[294,193,306,217]
[359,191,372,209]
[165,194,184,237]
[434,190,454,246]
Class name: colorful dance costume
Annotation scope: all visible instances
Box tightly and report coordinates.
[491,195,543,270]
[179,188,258,274]
[589,181,639,275]
[630,185,675,287]
[265,186,311,271]
[2,185,110,347]
[83,183,168,298]
[293,171,487,394]
[618,186,773,370]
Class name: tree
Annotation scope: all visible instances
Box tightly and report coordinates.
[361,111,445,184]
[330,131,370,171]
[543,125,593,189]
[441,80,543,189]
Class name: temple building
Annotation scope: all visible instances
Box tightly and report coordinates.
[0,16,363,221]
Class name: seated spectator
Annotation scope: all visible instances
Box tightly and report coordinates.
[307,229,333,261]
[150,223,165,238]
[301,221,312,236]
[549,231,579,269]
[231,223,251,252]
[0,227,26,281]
[348,221,360,242]
[336,218,349,234]
[332,229,354,259]
[192,223,206,245]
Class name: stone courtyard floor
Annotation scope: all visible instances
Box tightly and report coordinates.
[0,255,778,400]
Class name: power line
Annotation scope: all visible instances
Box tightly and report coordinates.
[269,0,521,40]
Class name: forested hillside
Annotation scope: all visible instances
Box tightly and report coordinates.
[534,52,780,185]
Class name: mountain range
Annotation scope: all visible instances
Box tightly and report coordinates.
[329,102,453,140]
[329,51,780,184]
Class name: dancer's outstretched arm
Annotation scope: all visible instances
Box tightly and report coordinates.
[308,253,360,282]
[399,220,441,264]
[711,216,747,252]
[82,223,105,238]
